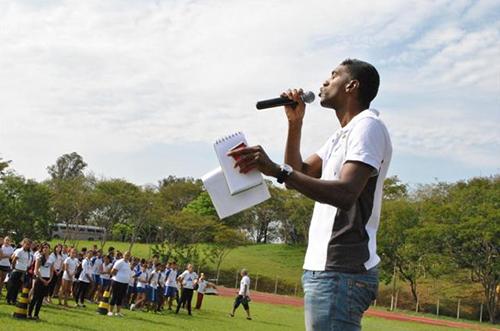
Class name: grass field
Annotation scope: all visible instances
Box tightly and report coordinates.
[48,240,488,323]
[0,295,478,331]
[49,240,305,282]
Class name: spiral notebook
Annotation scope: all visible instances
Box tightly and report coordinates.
[214,132,264,195]
[202,167,270,219]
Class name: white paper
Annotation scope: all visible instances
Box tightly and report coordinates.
[214,132,263,195]
[202,167,271,219]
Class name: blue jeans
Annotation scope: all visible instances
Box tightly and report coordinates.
[302,267,378,331]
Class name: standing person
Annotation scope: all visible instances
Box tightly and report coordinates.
[59,248,79,307]
[46,243,64,304]
[195,272,213,310]
[175,263,197,316]
[228,59,392,331]
[147,263,160,312]
[76,250,93,307]
[125,258,139,308]
[99,255,113,294]
[28,243,53,320]
[164,261,178,310]
[157,263,166,312]
[6,238,32,305]
[90,250,103,303]
[108,251,131,317]
[131,262,148,311]
[230,269,251,320]
[0,236,15,299]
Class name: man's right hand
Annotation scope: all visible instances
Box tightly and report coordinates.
[281,88,306,124]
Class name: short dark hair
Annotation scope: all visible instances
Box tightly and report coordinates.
[340,59,380,108]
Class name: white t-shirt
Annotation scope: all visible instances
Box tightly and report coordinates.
[78,258,93,283]
[93,257,103,275]
[0,245,14,267]
[38,255,53,279]
[158,270,166,286]
[100,262,113,280]
[128,269,136,286]
[197,279,208,294]
[303,109,392,272]
[13,248,32,271]
[179,270,197,289]
[165,269,178,288]
[136,269,148,288]
[239,275,250,295]
[111,258,131,284]
[49,253,64,271]
[63,257,79,281]
[149,270,159,289]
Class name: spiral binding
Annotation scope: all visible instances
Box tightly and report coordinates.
[215,132,242,144]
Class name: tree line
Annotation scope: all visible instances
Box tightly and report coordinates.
[0,152,498,323]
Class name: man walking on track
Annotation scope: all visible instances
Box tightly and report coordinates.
[229,269,251,320]
[228,59,392,331]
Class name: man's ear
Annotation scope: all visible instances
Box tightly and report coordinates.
[345,80,359,94]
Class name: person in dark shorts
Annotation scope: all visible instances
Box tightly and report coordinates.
[230,269,251,320]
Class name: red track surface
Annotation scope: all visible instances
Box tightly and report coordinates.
[216,286,498,331]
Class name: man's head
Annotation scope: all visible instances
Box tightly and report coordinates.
[240,269,248,277]
[187,263,193,272]
[320,59,379,110]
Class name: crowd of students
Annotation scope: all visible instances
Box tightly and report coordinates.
[0,236,223,321]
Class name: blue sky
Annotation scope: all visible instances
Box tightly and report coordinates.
[0,0,499,187]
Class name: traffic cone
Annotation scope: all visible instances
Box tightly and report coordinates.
[97,290,110,315]
[12,287,30,319]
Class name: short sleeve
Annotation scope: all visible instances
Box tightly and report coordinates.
[315,135,334,161]
[113,260,122,271]
[345,118,387,173]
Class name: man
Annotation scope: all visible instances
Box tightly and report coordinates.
[229,59,392,330]
[229,269,251,320]
[164,261,179,310]
[175,263,197,315]
[6,238,32,305]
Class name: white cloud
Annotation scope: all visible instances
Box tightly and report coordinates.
[0,0,498,183]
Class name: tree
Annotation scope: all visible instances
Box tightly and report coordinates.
[48,175,93,244]
[242,184,285,243]
[440,177,499,323]
[47,152,87,180]
[378,199,423,303]
[0,174,52,241]
[211,226,246,283]
[0,157,11,176]
[127,187,162,252]
[90,179,141,248]
[184,191,217,218]
[281,190,314,244]
[158,176,203,212]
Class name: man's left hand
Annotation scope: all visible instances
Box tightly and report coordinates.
[227,145,280,177]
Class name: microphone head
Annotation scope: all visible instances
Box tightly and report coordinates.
[301,91,315,104]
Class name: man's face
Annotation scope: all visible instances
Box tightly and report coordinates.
[319,65,351,109]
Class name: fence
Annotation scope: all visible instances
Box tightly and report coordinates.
[200,268,497,323]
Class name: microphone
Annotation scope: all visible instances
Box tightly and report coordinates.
[256,91,315,110]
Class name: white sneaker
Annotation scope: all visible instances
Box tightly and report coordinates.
[107,312,114,316]
[130,304,135,311]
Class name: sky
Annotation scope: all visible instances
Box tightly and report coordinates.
[0,0,499,187]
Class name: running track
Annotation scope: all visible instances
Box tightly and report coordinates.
[216,286,498,331]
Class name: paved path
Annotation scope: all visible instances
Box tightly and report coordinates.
[216,286,498,331]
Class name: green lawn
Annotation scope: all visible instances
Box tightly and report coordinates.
[0,295,477,331]
[49,240,305,283]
